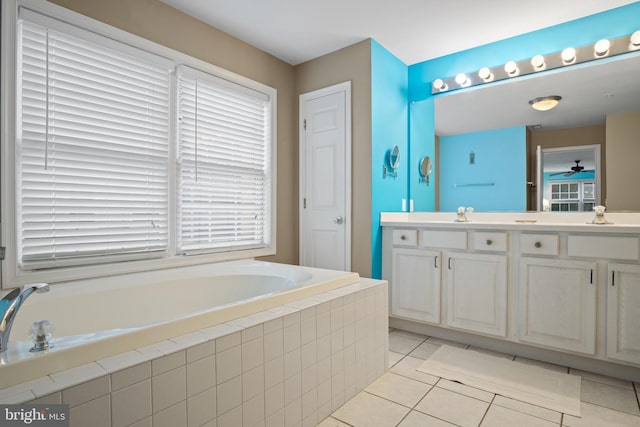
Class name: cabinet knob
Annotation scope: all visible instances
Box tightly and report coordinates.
[534,241,542,248]
[486,239,493,245]
[400,235,407,241]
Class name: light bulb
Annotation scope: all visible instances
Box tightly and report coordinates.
[455,73,469,86]
[561,47,576,64]
[531,55,545,70]
[478,67,493,82]
[504,61,518,76]
[594,39,610,56]
[631,30,640,48]
[432,78,447,91]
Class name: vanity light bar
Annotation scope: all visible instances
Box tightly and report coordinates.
[432,31,640,94]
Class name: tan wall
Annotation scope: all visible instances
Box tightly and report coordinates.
[48,0,299,264]
[528,125,606,210]
[606,111,640,211]
[295,40,373,277]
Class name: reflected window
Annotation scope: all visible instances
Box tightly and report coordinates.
[548,181,595,212]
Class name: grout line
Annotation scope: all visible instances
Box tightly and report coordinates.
[476,394,496,427]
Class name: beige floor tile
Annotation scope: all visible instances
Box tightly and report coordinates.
[388,351,405,368]
[365,373,431,408]
[415,387,489,427]
[563,401,640,427]
[570,368,634,390]
[435,379,494,403]
[389,334,425,355]
[332,391,410,426]
[408,341,441,360]
[581,379,640,415]
[390,355,440,385]
[398,410,457,426]
[316,416,351,427]
[481,405,557,427]
[492,395,561,424]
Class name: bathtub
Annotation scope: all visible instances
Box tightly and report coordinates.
[0,259,361,389]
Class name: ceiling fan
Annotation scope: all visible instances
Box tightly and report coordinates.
[550,160,585,176]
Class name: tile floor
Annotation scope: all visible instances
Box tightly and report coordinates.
[319,328,640,427]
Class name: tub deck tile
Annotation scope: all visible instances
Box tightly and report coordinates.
[200,323,243,341]
[35,362,107,397]
[169,331,208,350]
[97,350,150,373]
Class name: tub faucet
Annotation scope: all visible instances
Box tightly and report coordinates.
[0,283,49,353]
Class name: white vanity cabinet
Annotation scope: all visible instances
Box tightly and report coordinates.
[382,212,640,380]
[446,252,507,337]
[518,257,597,354]
[391,247,441,323]
[606,263,640,364]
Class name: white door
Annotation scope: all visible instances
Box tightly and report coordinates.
[299,82,351,271]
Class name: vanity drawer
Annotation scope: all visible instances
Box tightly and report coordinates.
[421,230,467,249]
[567,235,639,260]
[473,232,508,252]
[520,234,559,256]
[392,229,418,246]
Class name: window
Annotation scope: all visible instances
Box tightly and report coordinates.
[177,67,272,254]
[17,10,172,269]
[3,2,276,285]
[549,181,595,212]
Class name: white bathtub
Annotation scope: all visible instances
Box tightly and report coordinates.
[0,260,360,388]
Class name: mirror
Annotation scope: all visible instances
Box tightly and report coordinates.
[434,52,640,211]
[384,145,400,178]
[419,156,432,185]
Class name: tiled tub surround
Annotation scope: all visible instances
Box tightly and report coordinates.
[0,278,387,426]
[1,260,363,388]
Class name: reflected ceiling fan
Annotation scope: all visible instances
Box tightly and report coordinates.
[550,160,584,176]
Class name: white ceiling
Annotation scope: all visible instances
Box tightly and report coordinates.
[158,0,638,65]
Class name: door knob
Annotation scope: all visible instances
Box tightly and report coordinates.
[333,216,344,224]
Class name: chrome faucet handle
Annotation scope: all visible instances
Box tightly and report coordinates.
[0,283,50,353]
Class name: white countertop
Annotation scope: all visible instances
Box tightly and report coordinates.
[380,212,640,233]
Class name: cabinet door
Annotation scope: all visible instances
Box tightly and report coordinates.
[391,248,441,324]
[446,252,507,337]
[607,263,640,365]
[518,258,596,354]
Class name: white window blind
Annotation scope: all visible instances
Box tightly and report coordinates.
[17,11,171,269]
[177,66,272,254]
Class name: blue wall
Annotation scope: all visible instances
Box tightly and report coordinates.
[439,127,527,211]
[371,40,408,278]
[409,99,435,211]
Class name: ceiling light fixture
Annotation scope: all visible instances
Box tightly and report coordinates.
[529,95,562,111]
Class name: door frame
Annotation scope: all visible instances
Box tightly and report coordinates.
[298,81,352,270]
